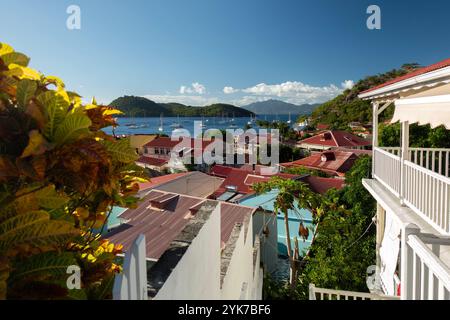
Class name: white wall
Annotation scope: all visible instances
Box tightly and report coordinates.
[153,204,263,300]
[154,204,222,300]
[252,211,278,273]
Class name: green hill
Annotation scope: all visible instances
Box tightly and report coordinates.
[109,96,254,117]
[241,99,318,115]
[308,63,421,129]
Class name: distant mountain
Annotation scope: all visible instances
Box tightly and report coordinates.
[241,99,318,115]
[109,96,254,117]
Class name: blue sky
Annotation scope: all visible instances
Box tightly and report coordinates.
[2,0,450,106]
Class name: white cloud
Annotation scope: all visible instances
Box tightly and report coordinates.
[179,82,206,95]
[236,81,343,105]
[341,80,355,90]
[223,86,238,94]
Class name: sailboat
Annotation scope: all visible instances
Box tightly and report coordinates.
[218,112,226,124]
[228,112,238,128]
[125,111,137,127]
[158,113,164,132]
[170,115,183,129]
[287,112,292,124]
[199,116,207,129]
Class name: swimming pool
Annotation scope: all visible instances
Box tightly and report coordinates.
[238,189,315,257]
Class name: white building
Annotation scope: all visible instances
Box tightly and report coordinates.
[310,58,450,300]
[110,191,275,300]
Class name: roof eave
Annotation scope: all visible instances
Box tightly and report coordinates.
[358,66,450,100]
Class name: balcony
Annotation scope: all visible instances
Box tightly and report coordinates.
[373,146,450,234]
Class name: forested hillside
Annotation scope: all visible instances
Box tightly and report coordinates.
[309,63,421,129]
[109,96,254,117]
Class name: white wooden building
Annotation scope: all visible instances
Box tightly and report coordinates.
[311,58,450,300]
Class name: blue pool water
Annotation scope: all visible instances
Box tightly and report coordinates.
[238,189,315,257]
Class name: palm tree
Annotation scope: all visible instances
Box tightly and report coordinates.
[253,177,319,289]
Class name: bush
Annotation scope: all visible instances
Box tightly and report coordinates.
[0,42,146,299]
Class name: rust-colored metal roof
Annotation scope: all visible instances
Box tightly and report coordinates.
[138,172,188,191]
[299,130,371,148]
[300,176,345,195]
[280,150,359,175]
[209,165,300,198]
[136,156,168,167]
[106,190,255,260]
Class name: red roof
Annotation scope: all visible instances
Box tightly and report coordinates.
[144,136,215,150]
[280,150,359,176]
[138,172,188,191]
[361,58,450,94]
[106,190,255,259]
[209,165,300,198]
[301,176,345,195]
[299,130,371,148]
[317,123,330,130]
[136,156,168,167]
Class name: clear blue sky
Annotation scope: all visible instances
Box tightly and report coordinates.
[1,0,450,106]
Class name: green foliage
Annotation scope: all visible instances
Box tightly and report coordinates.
[283,166,330,178]
[380,123,450,148]
[296,155,375,298]
[308,64,421,129]
[0,42,145,299]
[110,95,255,117]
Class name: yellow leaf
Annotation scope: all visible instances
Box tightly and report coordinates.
[20,130,48,158]
[0,43,14,56]
[5,64,41,80]
[103,109,123,116]
[84,104,98,110]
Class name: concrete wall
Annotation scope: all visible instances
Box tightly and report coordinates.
[252,211,278,274]
[154,204,222,300]
[153,203,263,300]
[220,216,254,299]
[155,172,223,198]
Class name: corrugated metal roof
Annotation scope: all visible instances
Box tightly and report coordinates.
[299,130,371,148]
[106,190,255,260]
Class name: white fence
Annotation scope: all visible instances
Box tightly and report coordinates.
[113,234,148,300]
[409,148,450,177]
[376,147,450,234]
[308,284,399,300]
[404,232,450,300]
[373,147,401,197]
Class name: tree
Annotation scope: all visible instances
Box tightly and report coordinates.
[296,155,376,298]
[0,42,146,299]
[253,178,319,290]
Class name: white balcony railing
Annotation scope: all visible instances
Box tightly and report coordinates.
[373,147,402,197]
[308,284,399,300]
[404,232,450,300]
[374,147,450,234]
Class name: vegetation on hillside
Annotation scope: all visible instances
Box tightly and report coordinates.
[109,95,254,117]
[262,156,375,299]
[309,63,421,129]
[0,43,146,299]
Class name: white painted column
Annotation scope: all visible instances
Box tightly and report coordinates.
[400,121,410,204]
[372,102,379,176]
[400,223,420,300]
[376,203,385,270]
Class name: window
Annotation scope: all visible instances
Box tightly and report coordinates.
[155,148,159,154]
